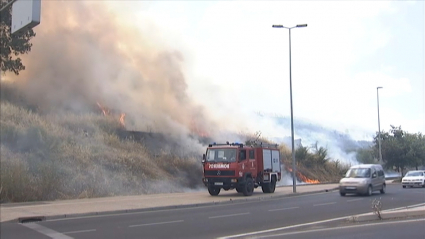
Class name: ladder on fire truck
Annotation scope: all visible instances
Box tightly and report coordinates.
[246,140,279,149]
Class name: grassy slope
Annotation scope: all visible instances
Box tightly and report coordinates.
[0,98,203,203]
[0,83,347,203]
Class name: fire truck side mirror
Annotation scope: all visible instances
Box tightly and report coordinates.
[202,154,206,163]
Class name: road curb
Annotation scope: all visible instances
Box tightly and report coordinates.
[5,187,339,224]
[347,207,425,222]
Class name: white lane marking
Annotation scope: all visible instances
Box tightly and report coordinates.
[128,220,184,228]
[21,223,74,239]
[384,202,425,211]
[346,198,364,202]
[313,202,336,207]
[218,202,425,239]
[251,218,425,238]
[268,206,299,212]
[63,229,96,234]
[209,212,250,219]
[44,191,335,222]
[216,215,349,239]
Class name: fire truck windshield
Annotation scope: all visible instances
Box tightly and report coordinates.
[206,148,237,162]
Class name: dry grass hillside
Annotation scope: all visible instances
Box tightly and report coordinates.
[0,83,205,203]
[0,82,348,203]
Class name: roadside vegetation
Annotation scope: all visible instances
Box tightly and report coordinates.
[361,126,424,176]
[0,82,204,202]
[279,142,351,183]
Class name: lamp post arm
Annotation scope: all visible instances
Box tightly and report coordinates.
[0,0,18,14]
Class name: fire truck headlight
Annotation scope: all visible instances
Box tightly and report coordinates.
[231,179,237,183]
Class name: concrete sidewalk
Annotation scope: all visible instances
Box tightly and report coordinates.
[0,184,338,223]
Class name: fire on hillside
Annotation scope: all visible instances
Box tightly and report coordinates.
[95,101,211,141]
[96,102,126,128]
[286,167,320,184]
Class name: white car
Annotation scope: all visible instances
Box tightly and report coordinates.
[402,170,425,188]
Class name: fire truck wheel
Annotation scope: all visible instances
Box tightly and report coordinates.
[208,186,221,196]
[243,177,254,196]
[270,179,276,193]
[262,179,276,193]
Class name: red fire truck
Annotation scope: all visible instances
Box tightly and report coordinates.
[202,141,282,196]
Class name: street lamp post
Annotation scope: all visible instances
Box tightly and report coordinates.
[272,24,307,193]
[377,86,383,162]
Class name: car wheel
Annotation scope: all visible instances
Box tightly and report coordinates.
[339,191,346,196]
[367,185,372,196]
[403,185,406,188]
[380,184,386,194]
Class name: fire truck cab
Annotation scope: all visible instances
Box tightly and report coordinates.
[202,142,282,196]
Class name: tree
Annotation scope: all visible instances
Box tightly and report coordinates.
[312,145,329,164]
[405,132,425,170]
[0,0,36,75]
[356,147,377,164]
[374,125,425,176]
[295,146,309,163]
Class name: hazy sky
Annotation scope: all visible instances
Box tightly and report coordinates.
[71,1,425,140]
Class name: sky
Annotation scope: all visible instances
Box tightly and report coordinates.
[102,0,424,141]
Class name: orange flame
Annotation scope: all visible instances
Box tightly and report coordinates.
[119,113,126,128]
[96,102,110,116]
[96,101,126,128]
[286,167,320,184]
[298,173,320,184]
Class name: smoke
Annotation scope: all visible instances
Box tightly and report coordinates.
[5,0,219,147]
[277,165,308,186]
[4,1,371,155]
[254,113,373,165]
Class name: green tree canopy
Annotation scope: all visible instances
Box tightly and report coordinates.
[0,0,36,75]
[355,146,377,164]
[374,125,425,176]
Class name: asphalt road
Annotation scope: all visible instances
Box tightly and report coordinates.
[1,184,424,239]
[242,218,425,239]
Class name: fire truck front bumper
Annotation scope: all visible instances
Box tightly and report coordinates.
[202,177,241,188]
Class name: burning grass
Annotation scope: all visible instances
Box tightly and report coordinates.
[0,99,204,203]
